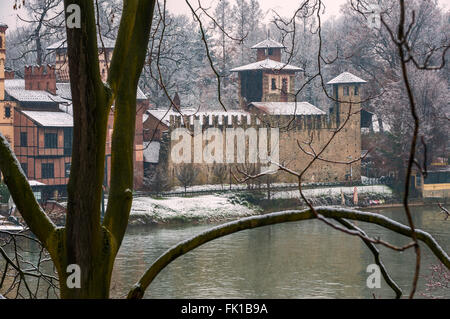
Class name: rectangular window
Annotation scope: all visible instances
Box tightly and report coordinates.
[4,106,11,118]
[21,163,28,177]
[268,48,274,55]
[63,128,73,156]
[344,86,350,96]
[271,78,277,90]
[354,86,359,96]
[281,78,288,93]
[44,133,58,149]
[41,163,54,179]
[65,162,71,178]
[416,174,422,187]
[20,132,27,147]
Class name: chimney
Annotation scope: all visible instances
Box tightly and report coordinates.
[24,64,57,94]
[5,70,14,79]
[173,92,181,109]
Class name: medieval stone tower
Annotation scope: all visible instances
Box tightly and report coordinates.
[231,37,302,107]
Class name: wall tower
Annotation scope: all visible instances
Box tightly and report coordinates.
[327,72,367,181]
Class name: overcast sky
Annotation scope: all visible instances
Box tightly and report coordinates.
[1,0,449,30]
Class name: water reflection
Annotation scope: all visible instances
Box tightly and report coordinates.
[110,206,449,299]
[1,206,448,298]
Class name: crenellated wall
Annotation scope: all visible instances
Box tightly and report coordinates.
[24,65,57,94]
[164,110,361,186]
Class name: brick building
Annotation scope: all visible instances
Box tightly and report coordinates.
[0,24,149,197]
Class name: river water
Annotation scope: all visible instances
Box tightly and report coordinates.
[109,205,449,299]
[1,205,448,299]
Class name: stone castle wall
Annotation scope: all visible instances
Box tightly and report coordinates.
[164,102,361,187]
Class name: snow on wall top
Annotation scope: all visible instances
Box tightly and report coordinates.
[147,109,253,126]
[143,141,160,164]
[230,58,302,72]
[249,102,326,116]
[21,110,73,127]
[5,79,67,103]
[327,72,367,85]
[251,38,285,49]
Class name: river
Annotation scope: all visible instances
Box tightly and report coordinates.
[109,205,449,299]
[1,205,449,299]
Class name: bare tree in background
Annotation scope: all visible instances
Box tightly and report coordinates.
[176,164,199,195]
[12,0,65,66]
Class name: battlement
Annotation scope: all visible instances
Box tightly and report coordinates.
[24,64,56,94]
[24,65,56,76]
[168,112,335,131]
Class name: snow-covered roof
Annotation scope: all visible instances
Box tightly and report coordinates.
[5,79,67,103]
[20,110,73,127]
[230,58,302,72]
[327,72,367,85]
[47,37,116,50]
[136,87,147,100]
[146,109,179,126]
[143,141,160,164]
[59,103,73,116]
[249,102,326,116]
[251,38,285,49]
[56,83,72,100]
[0,22,8,28]
[29,180,46,186]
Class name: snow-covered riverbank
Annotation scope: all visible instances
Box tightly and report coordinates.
[270,185,393,199]
[128,194,258,226]
[128,185,394,226]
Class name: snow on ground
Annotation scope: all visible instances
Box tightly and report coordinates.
[129,194,257,225]
[271,185,392,200]
[167,179,381,194]
[169,182,302,193]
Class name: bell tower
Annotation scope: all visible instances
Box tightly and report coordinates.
[0,23,7,101]
[231,37,302,108]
